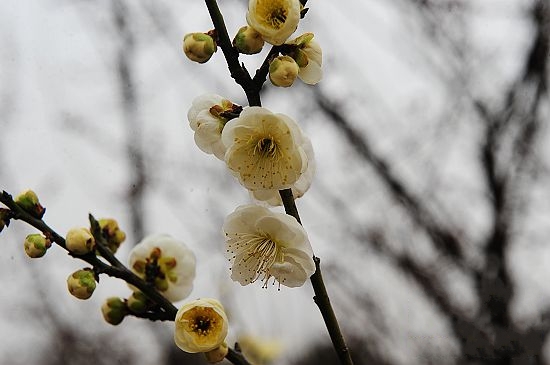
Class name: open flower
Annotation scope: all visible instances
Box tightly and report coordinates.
[286,33,322,85]
[174,298,228,353]
[246,0,301,45]
[129,234,196,302]
[188,94,240,160]
[222,107,308,191]
[223,205,315,288]
[251,134,315,206]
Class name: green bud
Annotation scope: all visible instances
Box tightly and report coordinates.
[183,32,217,63]
[65,227,95,255]
[127,291,148,314]
[233,26,264,55]
[98,218,126,253]
[269,55,299,87]
[23,234,51,258]
[15,190,45,218]
[67,269,96,300]
[101,297,128,326]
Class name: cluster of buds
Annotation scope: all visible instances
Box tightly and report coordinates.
[182,0,322,89]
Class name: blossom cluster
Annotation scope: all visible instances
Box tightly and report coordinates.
[177,0,322,360]
[185,0,321,292]
[184,0,322,88]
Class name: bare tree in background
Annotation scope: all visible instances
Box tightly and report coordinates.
[303,1,550,364]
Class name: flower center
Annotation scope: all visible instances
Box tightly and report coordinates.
[258,0,288,29]
[228,233,284,287]
[255,137,278,158]
[182,307,223,338]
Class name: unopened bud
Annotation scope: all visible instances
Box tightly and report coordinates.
[23,234,51,258]
[127,291,148,314]
[183,32,217,63]
[67,269,96,300]
[233,26,264,55]
[204,342,229,363]
[98,218,126,253]
[65,227,95,255]
[15,190,45,218]
[101,297,127,325]
[269,55,299,87]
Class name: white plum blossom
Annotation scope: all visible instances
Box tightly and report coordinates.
[188,94,239,160]
[174,298,228,353]
[286,33,323,85]
[223,204,315,288]
[222,106,308,191]
[246,0,301,46]
[129,234,196,302]
[251,135,315,206]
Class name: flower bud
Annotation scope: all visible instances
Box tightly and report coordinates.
[65,227,95,255]
[204,342,229,363]
[127,291,148,314]
[67,269,96,300]
[15,190,45,218]
[101,297,127,326]
[23,234,51,258]
[233,26,264,54]
[98,218,126,253]
[183,32,217,63]
[269,55,299,87]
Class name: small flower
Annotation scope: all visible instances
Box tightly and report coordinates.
[101,297,128,325]
[238,334,282,365]
[221,107,308,191]
[223,205,315,288]
[98,218,126,253]
[188,94,241,160]
[67,269,96,300]
[174,298,228,353]
[251,135,315,206]
[23,233,51,258]
[129,234,196,302]
[65,227,95,255]
[286,33,322,85]
[233,26,265,54]
[15,189,45,218]
[183,32,217,63]
[269,55,299,87]
[246,0,301,45]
